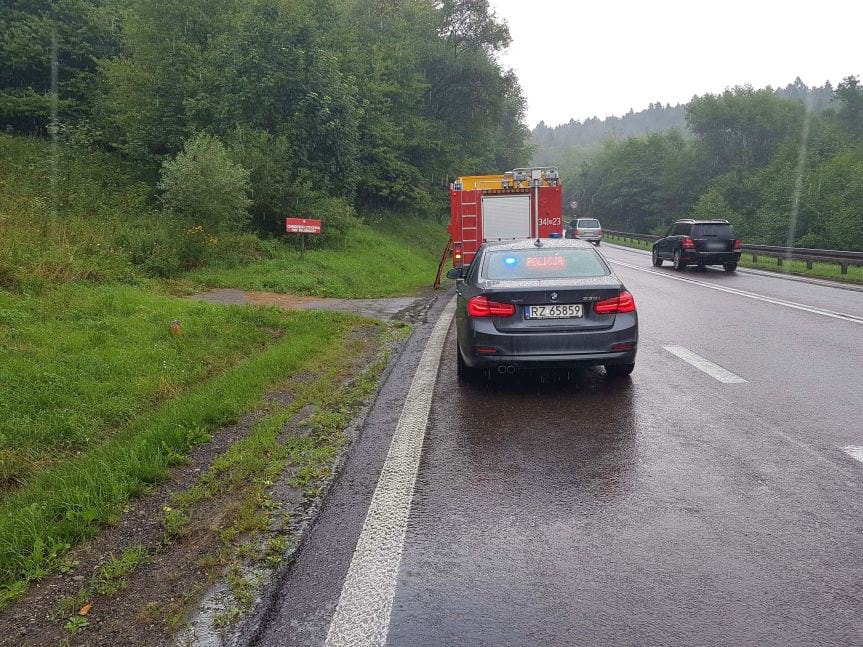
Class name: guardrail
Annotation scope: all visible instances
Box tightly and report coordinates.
[604,229,863,275]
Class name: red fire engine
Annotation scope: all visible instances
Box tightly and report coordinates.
[446,167,562,269]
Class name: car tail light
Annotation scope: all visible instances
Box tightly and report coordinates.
[611,342,636,351]
[467,295,515,318]
[597,229,602,235]
[733,239,742,250]
[681,237,695,250]
[594,290,636,315]
[454,242,464,266]
[575,229,582,235]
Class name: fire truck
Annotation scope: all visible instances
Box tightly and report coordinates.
[446,167,563,270]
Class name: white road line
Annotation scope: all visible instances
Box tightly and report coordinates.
[662,345,748,384]
[608,258,863,326]
[324,298,456,647]
[842,446,863,464]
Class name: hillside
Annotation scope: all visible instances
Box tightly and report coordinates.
[0,133,446,616]
[532,78,838,167]
[0,135,446,298]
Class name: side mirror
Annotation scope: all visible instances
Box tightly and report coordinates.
[446,267,465,280]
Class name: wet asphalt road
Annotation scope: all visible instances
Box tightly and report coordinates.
[253,243,863,647]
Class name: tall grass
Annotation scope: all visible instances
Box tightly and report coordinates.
[187,222,448,298]
[0,304,358,600]
[0,284,302,487]
[1,134,448,296]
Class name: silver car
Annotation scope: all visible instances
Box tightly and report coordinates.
[566,218,603,245]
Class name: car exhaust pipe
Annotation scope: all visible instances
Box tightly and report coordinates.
[496,365,508,375]
[496,364,517,375]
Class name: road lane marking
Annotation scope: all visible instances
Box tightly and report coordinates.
[324,298,456,647]
[842,446,863,464]
[608,258,863,326]
[662,345,748,384]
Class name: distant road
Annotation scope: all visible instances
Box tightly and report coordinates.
[253,243,863,646]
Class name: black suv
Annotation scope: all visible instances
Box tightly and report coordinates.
[652,219,742,272]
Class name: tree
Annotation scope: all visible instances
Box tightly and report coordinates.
[0,0,121,132]
[686,87,803,173]
[834,76,863,138]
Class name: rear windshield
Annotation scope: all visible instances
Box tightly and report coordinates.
[577,219,601,228]
[692,223,734,237]
[483,248,609,280]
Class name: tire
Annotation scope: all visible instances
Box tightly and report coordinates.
[651,247,663,267]
[605,363,635,378]
[594,241,600,246]
[724,262,738,272]
[457,344,479,382]
[673,249,686,271]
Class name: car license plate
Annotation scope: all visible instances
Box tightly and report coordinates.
[525,304,583,319]
[707,241,726,251]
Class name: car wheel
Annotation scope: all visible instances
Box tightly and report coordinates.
[605,363,635,378]
[724,262,738,272]
[651,247,663,267]
[673,249,686,271]
[594,241,600,246]
[456,344,479,382]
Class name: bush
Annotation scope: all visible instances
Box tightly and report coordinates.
[158,133,251,232]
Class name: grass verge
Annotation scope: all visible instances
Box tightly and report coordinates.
[604,234,863,284]
[0,283,302,487]
[0,293,360,607]
[165,325,395,631]
[0,317,401,645]
[185,219,448,298]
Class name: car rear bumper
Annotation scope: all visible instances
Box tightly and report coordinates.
[682,251,741,264]
[460,313,638,368]
[574,234,602,241]
[467,348,637,369]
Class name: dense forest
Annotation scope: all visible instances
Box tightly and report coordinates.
[553,79,863,250]
[1,0,531,235]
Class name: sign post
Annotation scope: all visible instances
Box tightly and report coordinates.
[285,218,322,258]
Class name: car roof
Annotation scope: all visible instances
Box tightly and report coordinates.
[480,238,596,251]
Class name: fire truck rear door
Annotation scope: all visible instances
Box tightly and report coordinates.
[481,194,531,240]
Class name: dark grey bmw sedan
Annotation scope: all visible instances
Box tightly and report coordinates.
[448,238,638,381]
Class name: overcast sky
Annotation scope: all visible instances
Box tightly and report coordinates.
[489,0,862,128]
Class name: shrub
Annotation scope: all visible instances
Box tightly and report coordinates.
[158,133,251,232]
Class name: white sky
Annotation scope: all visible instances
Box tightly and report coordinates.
[490,0,863,128]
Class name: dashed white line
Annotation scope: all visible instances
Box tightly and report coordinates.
[662,345,748,384]
[324,298,456,647]
[608,258,863,326]
[841,446,863,464]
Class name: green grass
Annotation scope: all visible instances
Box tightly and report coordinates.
[603,234,652,252]
[0,284,298,486]
[186,219,448,298]
[0,293,360,603]
[159,330,391,628]
[0,134,441,611]
[1,134,448,297]
[604,234,863,284]
[736,252,863,283]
